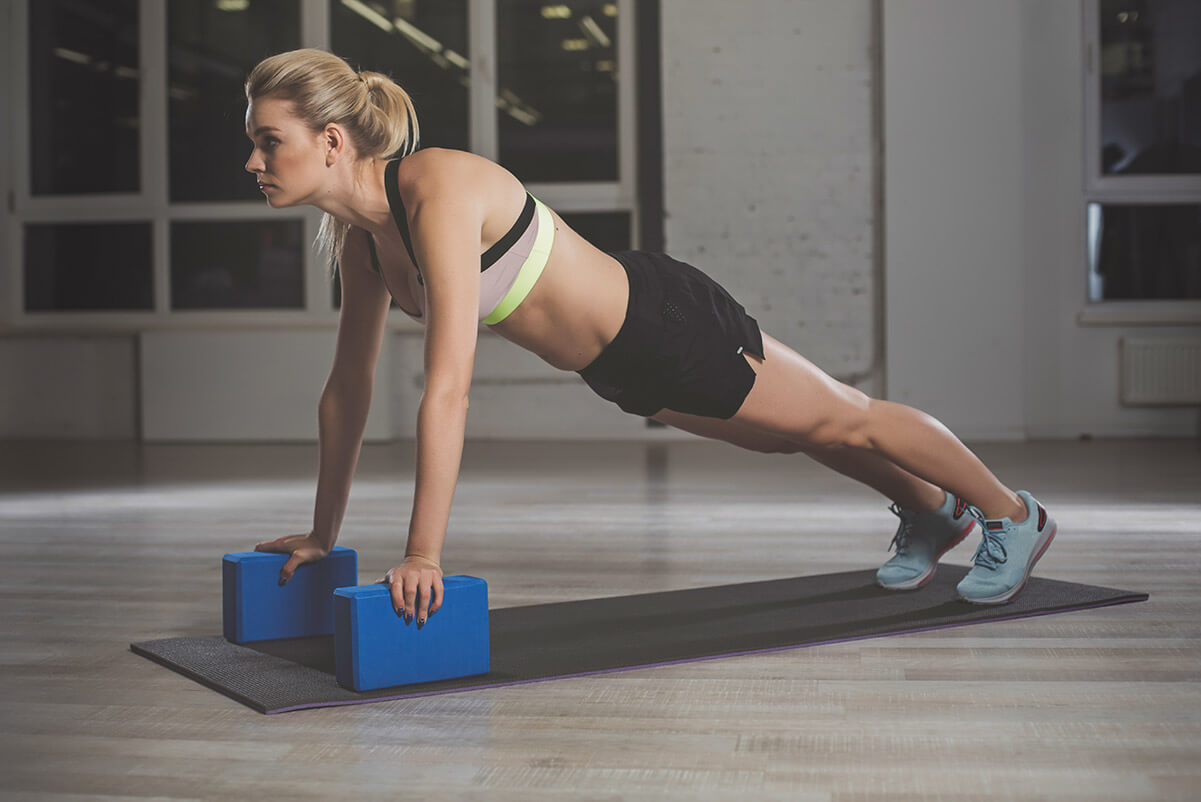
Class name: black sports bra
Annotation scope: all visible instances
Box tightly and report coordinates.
[364,156,537,287]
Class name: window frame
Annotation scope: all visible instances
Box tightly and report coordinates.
[1079,0,1201,325]
[1,0,641,332]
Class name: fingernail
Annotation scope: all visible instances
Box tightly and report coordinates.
[395,607,403,618]
[405,614,412,625]
[278,577,287,587]
[417,619,424,629]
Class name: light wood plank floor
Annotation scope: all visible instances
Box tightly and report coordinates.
[1,437,1198,801]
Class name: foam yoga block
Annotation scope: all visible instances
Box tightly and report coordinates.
[223,546,358,644]
[334,576,490,691]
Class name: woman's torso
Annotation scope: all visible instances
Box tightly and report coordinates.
[361,148,628,372]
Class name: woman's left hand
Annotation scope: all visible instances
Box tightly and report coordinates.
[253,532,330,586]
[377,555,444,627]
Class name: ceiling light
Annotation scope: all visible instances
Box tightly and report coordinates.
[443,49,469,70]
[579,16,610,48]
[341,0,394,32]
[53,47,91,65]
[394,17,442,52]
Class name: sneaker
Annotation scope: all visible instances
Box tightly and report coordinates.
[876,490,979,590]
[957,490,1057,605]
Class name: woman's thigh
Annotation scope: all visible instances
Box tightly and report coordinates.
[730,332,872,448]
[649,408,803,454]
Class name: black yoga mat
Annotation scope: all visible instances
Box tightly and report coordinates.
[131,567,1147,714]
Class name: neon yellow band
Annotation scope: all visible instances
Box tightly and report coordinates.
[483,197,555,325]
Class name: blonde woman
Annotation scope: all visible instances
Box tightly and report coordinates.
[246,49,1056,628]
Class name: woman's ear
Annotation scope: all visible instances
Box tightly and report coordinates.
[323,123,347,167]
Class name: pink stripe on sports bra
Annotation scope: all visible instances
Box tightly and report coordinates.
[363,157,546,325]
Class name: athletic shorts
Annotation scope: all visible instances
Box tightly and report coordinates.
[577,250,765,420]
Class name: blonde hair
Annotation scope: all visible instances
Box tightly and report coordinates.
[244,48,420,276]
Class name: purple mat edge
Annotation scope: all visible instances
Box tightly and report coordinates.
[258,591,1147,714]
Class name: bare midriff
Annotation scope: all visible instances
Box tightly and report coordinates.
[487,207,629,372]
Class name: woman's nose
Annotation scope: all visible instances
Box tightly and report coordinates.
[245,150,263,173]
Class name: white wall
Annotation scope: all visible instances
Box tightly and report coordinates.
[0,336,137,438]
[884,0,1198,441]
[139,330,392,442]
[661,0,878,390]
[883,0,1026,439]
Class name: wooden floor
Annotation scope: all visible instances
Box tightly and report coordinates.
[1,437,1199,801]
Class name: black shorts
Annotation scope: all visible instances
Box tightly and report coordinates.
[577,250,765,420]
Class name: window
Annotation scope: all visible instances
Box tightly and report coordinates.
[5,0,645,327]
[497,0,619,182]
[331,0,470,152]
[24,222,153,311]
[1084,1,1201,321]
[28,0,140,196]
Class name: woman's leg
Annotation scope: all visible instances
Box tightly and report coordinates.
[650,409,947,513]
[729,332,1026,521]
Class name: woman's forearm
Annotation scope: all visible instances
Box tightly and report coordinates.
[311,378,374,550]
[406,392,469,563]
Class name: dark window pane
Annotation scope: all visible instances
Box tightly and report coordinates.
[168,0,300,202]
[171,220,304,309]
[1099,0,1201,176]
[28,0,140,195]
[25,223,152,311]
[332,0,469,152]
[498,1,619,182]
[1088,203,1201,300]
[558,211,630,252]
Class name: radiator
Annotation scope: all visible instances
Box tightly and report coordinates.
[1119,337,1201,406]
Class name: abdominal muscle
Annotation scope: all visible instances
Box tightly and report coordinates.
[487,207,629,373]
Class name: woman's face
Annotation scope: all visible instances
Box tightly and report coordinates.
[244,96,326,207]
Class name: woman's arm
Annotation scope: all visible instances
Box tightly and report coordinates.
[255,226,392,582]
[386,159,483,624]
[311,227,393,548]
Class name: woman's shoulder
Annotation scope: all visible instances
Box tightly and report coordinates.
[397,148,515,198]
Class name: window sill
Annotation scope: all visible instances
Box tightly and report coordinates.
[0,312,428,336]
[1077,301,1201,327]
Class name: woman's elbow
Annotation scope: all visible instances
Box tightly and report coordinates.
[421,385,471,412]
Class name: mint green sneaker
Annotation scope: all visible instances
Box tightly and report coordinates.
[957,490,1057,605]
[876,490,979,591]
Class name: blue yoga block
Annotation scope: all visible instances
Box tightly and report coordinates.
[333,576,490,691]
[222,546,357,644]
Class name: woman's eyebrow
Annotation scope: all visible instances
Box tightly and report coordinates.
[248,125,282,137]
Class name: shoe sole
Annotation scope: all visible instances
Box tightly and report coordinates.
[958,522,1057,605]
[876,519,977,591]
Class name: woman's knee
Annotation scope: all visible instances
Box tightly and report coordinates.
[802,390,875,451]
[736,335,878,452]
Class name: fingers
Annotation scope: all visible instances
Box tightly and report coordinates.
[385,566,442,628]
[279,553,304,586]
[251,534,323,585]
[429,575,444,616]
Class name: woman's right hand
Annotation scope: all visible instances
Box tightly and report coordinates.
[253,532,330,586]
[377,556,444,627]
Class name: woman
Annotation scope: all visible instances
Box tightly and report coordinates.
[246,49,1056,627]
